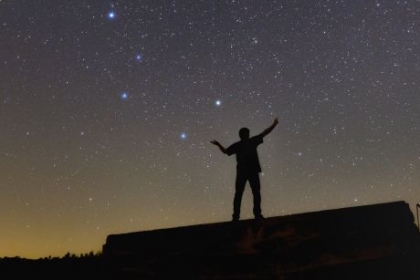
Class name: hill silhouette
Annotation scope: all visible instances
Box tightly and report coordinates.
[103,201,420,279]
[1,201,419,279]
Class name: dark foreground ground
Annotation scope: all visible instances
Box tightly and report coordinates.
[0,256,105,280]
[2,201,420,280]
[2,252,419,280]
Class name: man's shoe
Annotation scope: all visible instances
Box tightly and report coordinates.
[255,215,264,221]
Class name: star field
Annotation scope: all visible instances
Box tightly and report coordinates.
[1,0,420,258]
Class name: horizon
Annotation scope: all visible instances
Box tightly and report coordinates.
[3,199,418,260]
[2,200,419,259]
[1,0,420,259]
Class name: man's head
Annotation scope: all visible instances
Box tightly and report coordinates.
[239,127,250,140]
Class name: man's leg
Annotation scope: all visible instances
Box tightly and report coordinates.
[249,173,262,219]
[233,172,247,221]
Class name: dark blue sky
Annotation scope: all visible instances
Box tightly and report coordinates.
[1,0,420,258]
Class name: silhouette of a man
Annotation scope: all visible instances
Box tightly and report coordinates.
[211,118,278,221]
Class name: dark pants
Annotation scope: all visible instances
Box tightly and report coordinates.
[232,171,262,220]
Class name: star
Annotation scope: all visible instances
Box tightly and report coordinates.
[180,133,187,140]
[120,92,129,100]
[136,54,143,61]
[215,99,222,106]
[107,11,116,20]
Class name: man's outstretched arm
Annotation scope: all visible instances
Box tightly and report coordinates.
[260,118,279,138]
[210,140,227,154]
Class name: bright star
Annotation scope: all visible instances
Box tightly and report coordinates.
[180,133,187,139]
[136,54,143,61]
[121,92,128,100]
[107,11,116,20]
[215,99,222,106]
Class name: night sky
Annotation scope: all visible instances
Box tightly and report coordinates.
[1,0,420,259]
